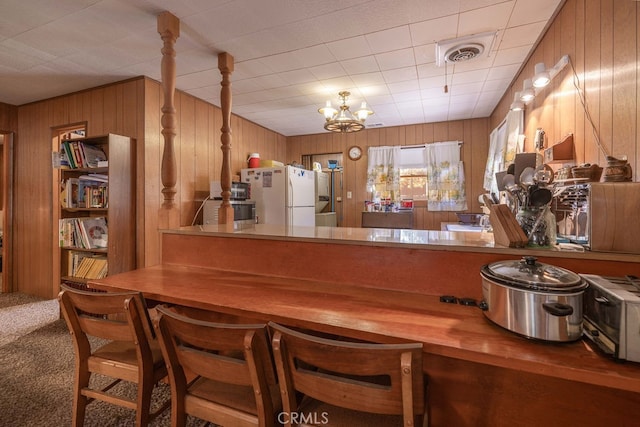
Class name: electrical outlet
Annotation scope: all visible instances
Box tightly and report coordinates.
[347,191,352,199]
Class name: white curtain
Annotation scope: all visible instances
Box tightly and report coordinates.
[367,146,401,201]
[424,141,467,211]
[483,109,524,193]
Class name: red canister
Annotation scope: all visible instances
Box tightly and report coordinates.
[248,153,260,168]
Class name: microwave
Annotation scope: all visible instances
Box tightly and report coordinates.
[552,182,640,253]
[210,181,250,200]
[203,200,255,229]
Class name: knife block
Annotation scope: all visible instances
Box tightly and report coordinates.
[489,204,529,248]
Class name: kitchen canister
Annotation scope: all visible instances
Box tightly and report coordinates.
[247,153,260,168]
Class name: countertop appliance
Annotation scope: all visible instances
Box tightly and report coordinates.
[202,199,255,229]
[581,274,640,362]
[241,165,316,227]
[552,182,640,253]
[480,257,587,342]
[210,181,250,200]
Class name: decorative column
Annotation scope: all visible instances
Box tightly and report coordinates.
[157,11,180,228]
[217,52,235,227]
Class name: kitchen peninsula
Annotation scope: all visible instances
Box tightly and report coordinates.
[90,225,640,426]
[160,224,640,298]
[89,225,640,426]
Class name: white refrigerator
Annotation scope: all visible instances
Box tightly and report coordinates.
[241,166,316,227]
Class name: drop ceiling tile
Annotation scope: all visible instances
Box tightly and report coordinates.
[492,45,530,67]
[498,22,546,50]
[382,66,418,84]
[375,48,415,71]
[458,1,514,35]
[292,44,336,68]
[414,43,436,65]
[365,25,412,54]
[510,0,562,27]
[410,15,459,46]
[341,56,380,75]
[326,36,373,61]
[309,62,347,80]
[451,68,490,85]
[350,72,387,88]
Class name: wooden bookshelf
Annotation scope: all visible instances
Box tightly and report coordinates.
[54,134,135,288]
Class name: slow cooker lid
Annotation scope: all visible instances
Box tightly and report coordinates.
[484,256,584,291]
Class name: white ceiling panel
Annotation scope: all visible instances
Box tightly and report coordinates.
[0,0,564,135]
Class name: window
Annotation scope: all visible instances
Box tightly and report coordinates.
[399,146,427,200]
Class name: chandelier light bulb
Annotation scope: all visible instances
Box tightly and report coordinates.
[318,100,337,120]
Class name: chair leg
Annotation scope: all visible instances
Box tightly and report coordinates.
[171,399,187,427]
[72,368,90,427]
[136,378,154,427]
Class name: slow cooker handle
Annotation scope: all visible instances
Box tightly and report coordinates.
[542,302,574,317]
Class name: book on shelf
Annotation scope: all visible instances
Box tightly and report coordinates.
[60,178,80,208]
[80,143,108,168]
[61,140,107,169]
[77,179,108,208]
[79,217,108,248]
[59,217,108,249]
[70,254,108,279]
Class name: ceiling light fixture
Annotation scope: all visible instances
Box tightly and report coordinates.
[520,79,535,102]
[510,92,524,111]
[318,91,373,133]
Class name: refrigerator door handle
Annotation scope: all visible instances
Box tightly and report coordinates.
[288,175,294,207]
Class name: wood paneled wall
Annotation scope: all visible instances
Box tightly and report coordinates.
[11,77,285,298]
[287,118,489,229]
[143,79,286,267]
[0,102,17,132]
[491,0,639,177]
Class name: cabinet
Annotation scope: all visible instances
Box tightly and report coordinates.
[361,211,414,229]
[55,134,135,288]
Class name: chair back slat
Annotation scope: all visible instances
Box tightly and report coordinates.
[154,305,280,426]
[59,286,149,344]
[269,322,425,421]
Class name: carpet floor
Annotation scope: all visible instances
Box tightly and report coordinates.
[0,294,204,426]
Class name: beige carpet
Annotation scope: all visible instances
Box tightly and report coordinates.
[0,293,60,347]
[0,293,205,426]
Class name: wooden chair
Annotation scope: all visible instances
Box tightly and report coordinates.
[58,285,169,427]
[153,304,282,427]
[269,322,428,427]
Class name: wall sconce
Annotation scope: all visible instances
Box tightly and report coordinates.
[531,55,570,89]
[510,92,524,111]
[520,79,535,102]
[532,63,550,88]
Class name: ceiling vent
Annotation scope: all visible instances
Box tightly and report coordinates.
[435,31,496,67]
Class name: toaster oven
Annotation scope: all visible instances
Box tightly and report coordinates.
[581,274,640,362]
[552,182,640,253]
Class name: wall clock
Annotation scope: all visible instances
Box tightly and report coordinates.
[348,145,362,161]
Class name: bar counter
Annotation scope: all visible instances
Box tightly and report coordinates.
[88,224,640,426]
[160,224,640,298]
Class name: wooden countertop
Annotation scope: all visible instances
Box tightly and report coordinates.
[89,264,640,394]
[166,224,640,262]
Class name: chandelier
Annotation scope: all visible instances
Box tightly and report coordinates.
[318,91,373,133]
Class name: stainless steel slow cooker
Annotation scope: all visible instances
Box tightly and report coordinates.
[479,256,588,342]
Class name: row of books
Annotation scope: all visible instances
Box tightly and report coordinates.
[67,251,108,279]
[60,140,107,169]
[60,175,108,208]
[59,217,108,249]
